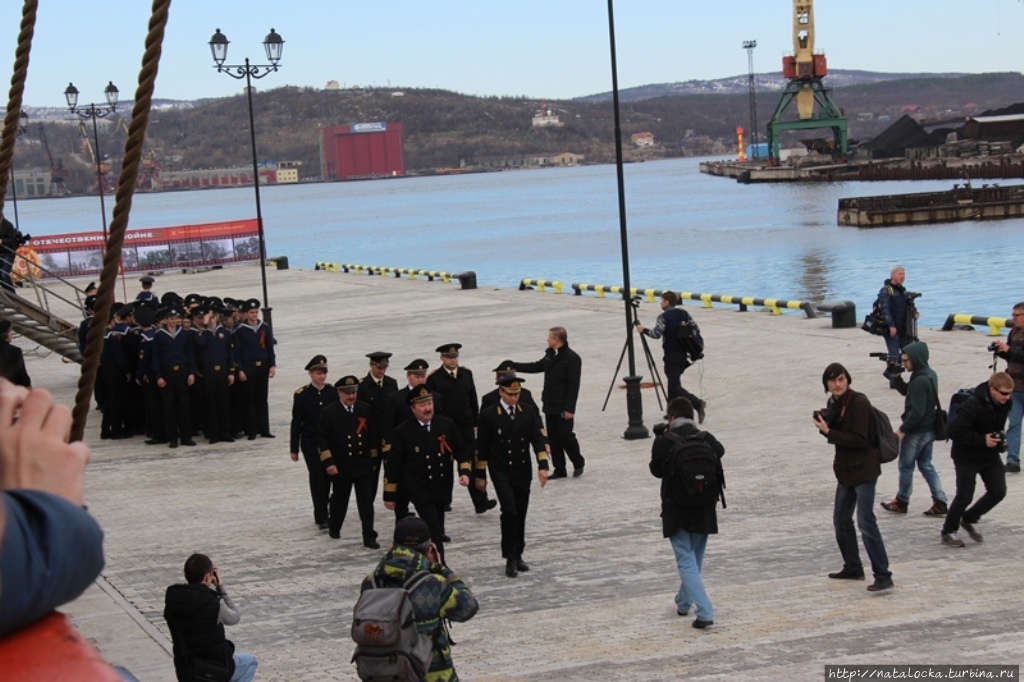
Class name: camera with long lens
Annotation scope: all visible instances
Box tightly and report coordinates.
[992,430,1008,453]
[813,407,837,424]
[906,291,922,302]
[988,342,1001,353]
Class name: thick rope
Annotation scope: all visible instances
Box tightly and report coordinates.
[71,0,172,442]
[0,0,37,214]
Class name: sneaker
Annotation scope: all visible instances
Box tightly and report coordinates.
[923,501,948,517]
[828,567,866,580]
[961,520,984,543]
[880,498,907,514]
[867,577,893,592]
[1006,462,1021,473]
[941,533,966,548]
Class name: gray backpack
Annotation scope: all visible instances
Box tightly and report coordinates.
[351,570,435,682]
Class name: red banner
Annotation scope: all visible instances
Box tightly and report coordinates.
[13,219,260,281]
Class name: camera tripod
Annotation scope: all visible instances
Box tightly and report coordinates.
[603,297,667,413]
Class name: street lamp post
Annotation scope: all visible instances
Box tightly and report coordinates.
[208,27,283,328]
[64,81,119,242]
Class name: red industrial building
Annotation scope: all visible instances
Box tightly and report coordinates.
[319,122,405,180]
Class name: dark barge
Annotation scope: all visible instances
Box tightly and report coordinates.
[837,182,1024,227]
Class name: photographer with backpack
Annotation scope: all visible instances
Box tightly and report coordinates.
[636,291,706,423]
[649,396,724,629]
[813,363,893,592]
[355,516,478,681]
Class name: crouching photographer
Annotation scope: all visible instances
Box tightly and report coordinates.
[940,372,1013,548]
[812,363,893,592]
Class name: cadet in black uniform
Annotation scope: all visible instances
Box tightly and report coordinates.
[289,355,338,530]
[318,375,380,548]
[233,298,276,440]
[152,306,196,448]
[135,275,158,308]
[383,387,472,561]
[194,307,236,444]
[476,376,549,577]
[99,305,131,440]
[135,305,165,444]
[427,343,495,514]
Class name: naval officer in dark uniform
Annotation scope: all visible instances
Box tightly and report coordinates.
[290,355,339,530]
[476,376,549,577]
[318,375,380,548]
[358,351,398,501]
[381,358,437,521]
[383,386,471,560]
[426,343,495,514]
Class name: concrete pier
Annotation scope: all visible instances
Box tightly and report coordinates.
[20,264,1024,680]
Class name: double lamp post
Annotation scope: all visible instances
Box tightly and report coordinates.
[209,27,283,328]
[64,80,119,243]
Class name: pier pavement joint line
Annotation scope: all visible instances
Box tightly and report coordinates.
[92,574,174,657]
[942,313,1008,336]
[567,283,816,318]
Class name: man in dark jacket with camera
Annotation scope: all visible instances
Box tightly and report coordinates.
[877,266,919,379]
[649,397,724,628]
[813,363,892,591]
[940,372,1013,548]
[164,553,257,682]
[636,291,706,423]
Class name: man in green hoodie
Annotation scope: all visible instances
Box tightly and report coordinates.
[881,342,949,516]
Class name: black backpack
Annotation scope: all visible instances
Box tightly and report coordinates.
[663,431,725,508]
[868,405,899,464]
[861,289,890,336]
[674,314,705,361]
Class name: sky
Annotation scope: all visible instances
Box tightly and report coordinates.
[2,0,1023,108]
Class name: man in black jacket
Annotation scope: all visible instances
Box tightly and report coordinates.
[515,326,585,479]
[636,291,705,422]
[992,302,1024,473]
[289,354,338,530]
[649,397,724,628]
[941,372,1013,548]
[164,553,257,682]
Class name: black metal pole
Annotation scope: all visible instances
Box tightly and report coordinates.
[244,58,272,328]
[90,113,109,243]
[607,0,648,440]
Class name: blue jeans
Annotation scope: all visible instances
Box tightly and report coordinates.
[669,529,713,621]
[896,430,946,505]
[230,652,258,682]
[1005,390,1024,465]
[834,481,890,579]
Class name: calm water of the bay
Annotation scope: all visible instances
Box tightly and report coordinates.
[13,157,1022,327]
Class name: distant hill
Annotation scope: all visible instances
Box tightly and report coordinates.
[574,70,973,102]
[8,71,1023,191]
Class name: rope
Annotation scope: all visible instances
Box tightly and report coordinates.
[70,0,172,442]
[0,0,37,214]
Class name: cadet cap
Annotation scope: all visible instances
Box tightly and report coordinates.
[497,375,525,393]
[366,351,392,366]
[134,305,156,327]
[305,355,328,372]
[404,359,429,374]
[407,386,434,405]
[334,375,360,392]
[139,276,154,285]
[243,298,261,311]
[436,343,461,357]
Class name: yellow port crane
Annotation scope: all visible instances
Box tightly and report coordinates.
[765,0,847,163]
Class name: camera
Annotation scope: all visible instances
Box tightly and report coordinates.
[906,291,922,302]
[992,431,1008,453]
[813,407,836,424]
[988,342,1001,353]
[653,421,669,436]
